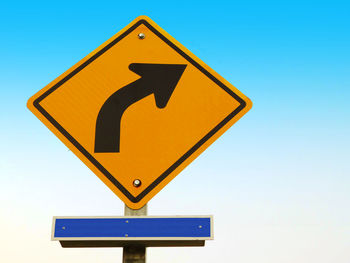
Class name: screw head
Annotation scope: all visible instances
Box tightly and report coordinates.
[138,33,145,39]
[198,225,202,229]
[133,179,142,187]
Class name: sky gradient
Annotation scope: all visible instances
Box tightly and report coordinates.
[1,1,349,262]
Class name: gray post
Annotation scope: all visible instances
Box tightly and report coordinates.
[123,204,147,263]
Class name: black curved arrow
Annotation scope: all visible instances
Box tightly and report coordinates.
[94,63,187,153]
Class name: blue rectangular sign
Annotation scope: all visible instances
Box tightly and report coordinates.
[53,216,212,240]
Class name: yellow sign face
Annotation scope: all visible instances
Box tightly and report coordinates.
[27,16,252,209]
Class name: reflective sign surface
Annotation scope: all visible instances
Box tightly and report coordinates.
[27,16,252,209]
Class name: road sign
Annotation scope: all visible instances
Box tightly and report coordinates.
[52,216,212,247]
[27,16,252,209]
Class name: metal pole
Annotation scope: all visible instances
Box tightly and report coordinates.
[123,204,147,263]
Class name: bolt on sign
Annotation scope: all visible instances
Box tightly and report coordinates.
[27,16,252,209]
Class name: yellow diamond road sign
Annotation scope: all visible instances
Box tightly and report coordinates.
[27,16,252,209]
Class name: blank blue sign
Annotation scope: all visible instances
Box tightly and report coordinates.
[53,217,212,239]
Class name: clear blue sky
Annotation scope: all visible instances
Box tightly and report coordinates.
[1,1,349,262]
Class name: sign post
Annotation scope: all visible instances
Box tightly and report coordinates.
[28,15,252,262]
[123,205,147,263]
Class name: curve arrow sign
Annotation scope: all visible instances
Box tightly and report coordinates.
[94,63,187,153]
